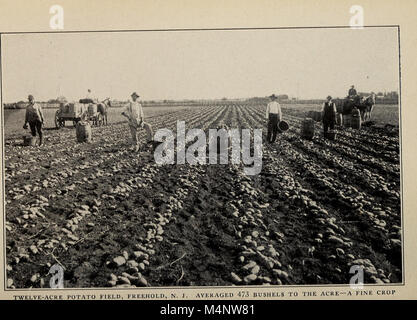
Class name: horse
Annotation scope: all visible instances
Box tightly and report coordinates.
[97,98,111,125]
[360,93,376,122]
[333,98,345,126]
[334,94,375,123]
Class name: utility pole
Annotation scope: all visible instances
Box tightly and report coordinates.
[296,81,299,101]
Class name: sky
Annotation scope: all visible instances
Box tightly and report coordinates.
[1,27,399,102]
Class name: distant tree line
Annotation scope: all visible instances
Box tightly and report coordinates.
[3,91,399,109]
[246,95,289,103]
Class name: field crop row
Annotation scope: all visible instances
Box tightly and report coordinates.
[4,103,402,287]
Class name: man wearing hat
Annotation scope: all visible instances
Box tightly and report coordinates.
[321,95,337,137]
[86,89,98,103]
[122,92,153,152]
[23,95,45,146]
[265,94,282,143]
[348,85,357,99]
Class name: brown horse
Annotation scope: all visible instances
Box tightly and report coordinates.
[97,98,111,125]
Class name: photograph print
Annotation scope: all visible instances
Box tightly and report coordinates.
[1,26,401,289]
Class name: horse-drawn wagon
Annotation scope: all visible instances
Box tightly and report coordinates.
[55,102,86,128]
[334,94,376,123]
[55,98,110,128]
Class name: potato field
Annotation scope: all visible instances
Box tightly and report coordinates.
[3,103,402,288]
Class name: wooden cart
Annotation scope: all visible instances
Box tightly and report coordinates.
[55,103,86,128]
[55,101,103,128]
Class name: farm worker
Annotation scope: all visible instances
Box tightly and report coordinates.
[23,95,44,146]
[348,85,357,99]
[122,92,153,152]
[322,96,337,136]
[265,94,282,143]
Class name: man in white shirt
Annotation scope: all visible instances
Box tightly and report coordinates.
[122,92,153,152]
[265,94,282,143]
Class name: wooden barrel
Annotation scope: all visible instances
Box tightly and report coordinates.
[343,114,351,128]
[88,104,97,116]
[351,108,362,130]
[70,103,85,116]
[23,135,37,146]
[301,118,315,140]
[76,122,92,143]
[306,110,315,119]
[59,103,66,113]
[69,103,77,114]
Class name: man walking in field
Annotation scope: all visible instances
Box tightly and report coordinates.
[23,95,45,146]
[322,95,337,137]
[122,92,153,152]
[265,94,282,144]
